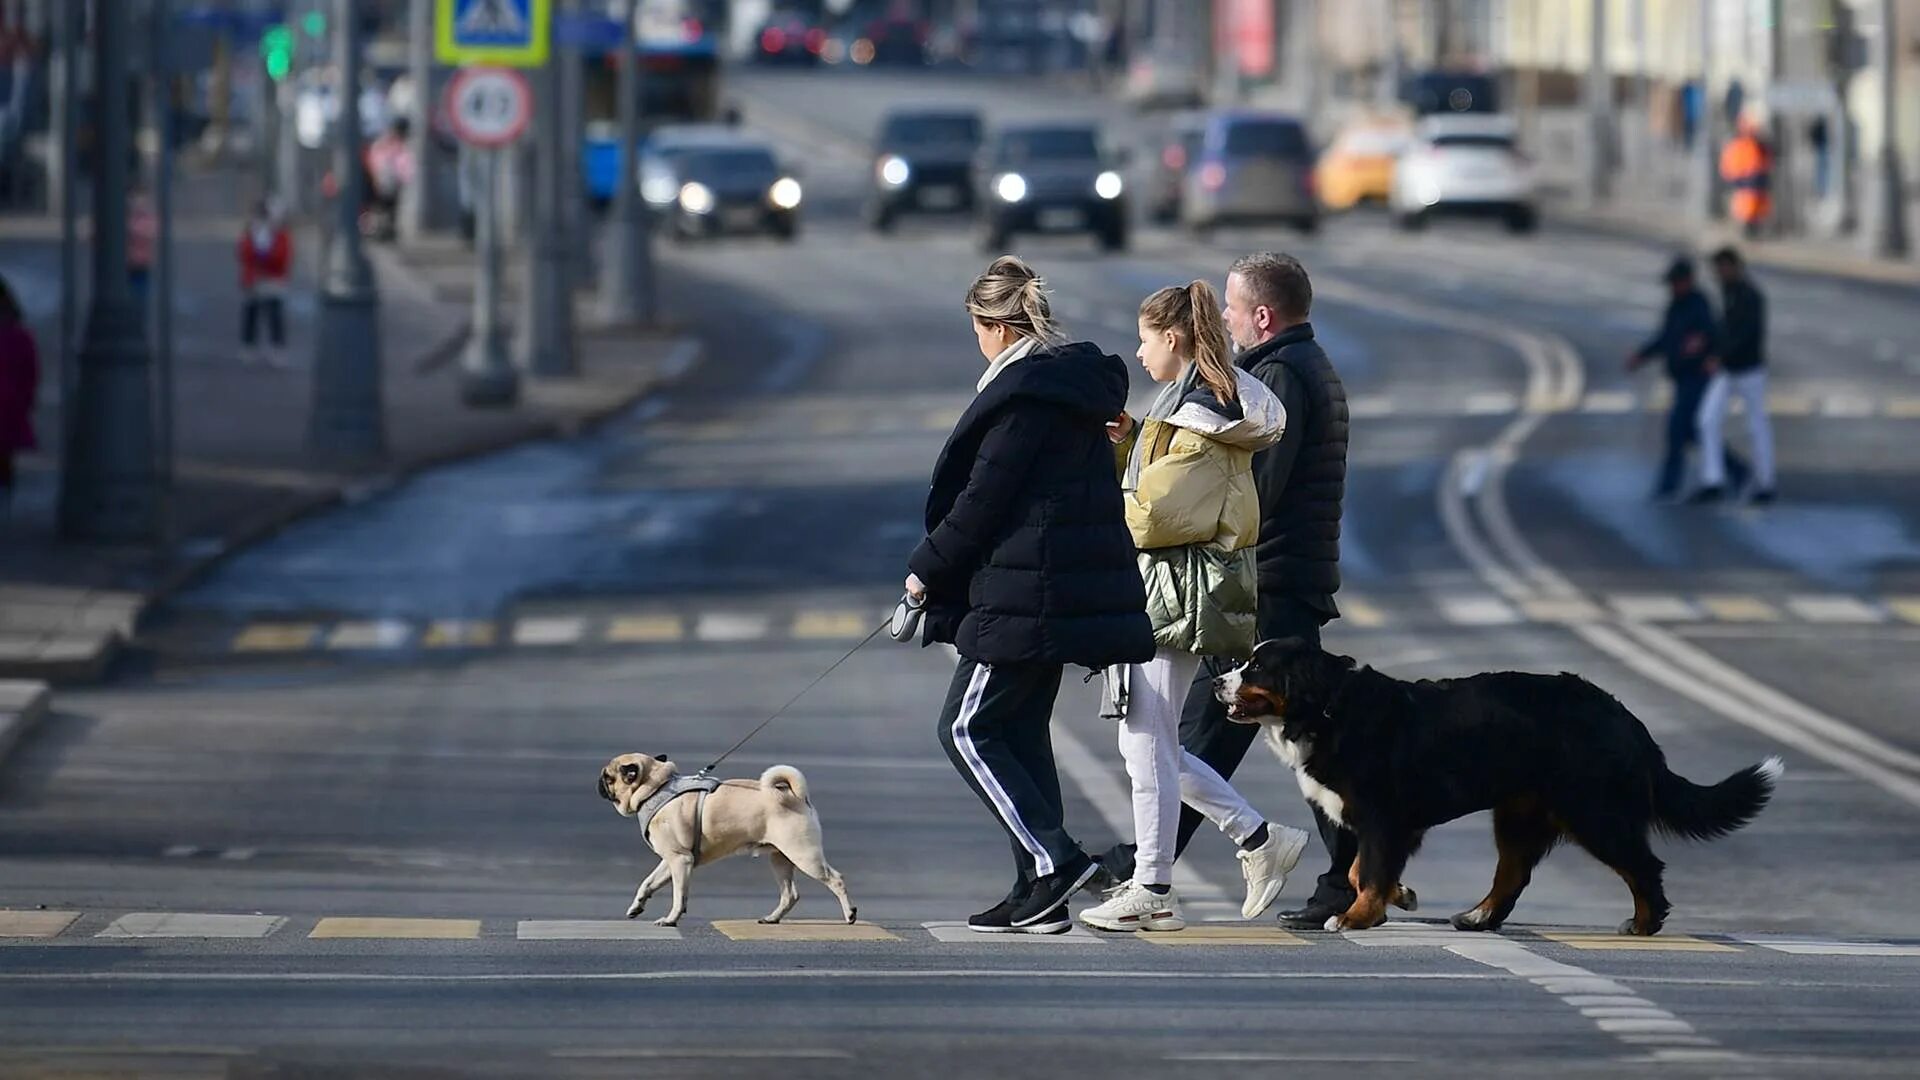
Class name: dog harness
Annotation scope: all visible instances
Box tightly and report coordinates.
[635,773,723,860]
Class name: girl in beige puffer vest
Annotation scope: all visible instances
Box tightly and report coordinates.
[1079,281,1312,934]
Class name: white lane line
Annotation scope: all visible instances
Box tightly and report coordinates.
[512,617,587,647]
[1436,595,1523,626]
[555,1049,854,1060]
[922,921,1105,944]
[694,613,772,642]
[1818,396,1877,419]
[162,844,200,858]
[1579,390,1637,414]
[1465,391,1519,414]
[97,913,287,939]
[1167,1053,1420,1063]
[0,969,1503,984]
[1784,594,1886,624]
[1607,594,1702,622]
[1739,937,1920,957]
[325,619,412,650]
[1051,723,1234,907]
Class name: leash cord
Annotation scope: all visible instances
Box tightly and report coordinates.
[699,616,893,775]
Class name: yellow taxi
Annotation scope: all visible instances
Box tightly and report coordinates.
[1316,119,1410,211]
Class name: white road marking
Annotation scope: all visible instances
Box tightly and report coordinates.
[694,613,773,642]
[1784,595,1886,624]
[511,617,587,647]
[516,920,684,941]
[554,1049,853,1060]
[1819,396,1877,418]
[922,921,1105,944]
[162,844,200,858]
[1465,391,1519,414]
[1579,391,1637,414]
[218,848,258,861]
[1739,937,1920,957]
[98,913,287,939]
[1607,594,1702,622]
[325,619,412,650]
[0,969,1504,984]
[1436,596,1523,625]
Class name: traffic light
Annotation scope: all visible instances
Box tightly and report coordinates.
[261,25,294,80]
[300,10,326,37]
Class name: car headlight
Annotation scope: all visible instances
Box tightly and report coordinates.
[995,173,1027,203]
[1414,177,1442,207]
[1094,170,1124,200]
[641,172,679,206]
[769,177,803,209]
[679,181,715,215]
[878,155,911,188]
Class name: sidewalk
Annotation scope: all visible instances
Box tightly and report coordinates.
[0,165,699,685]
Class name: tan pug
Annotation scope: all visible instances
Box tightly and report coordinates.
[597,752,857,927]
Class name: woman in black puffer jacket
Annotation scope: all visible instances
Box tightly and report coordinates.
[907,255,1155,935]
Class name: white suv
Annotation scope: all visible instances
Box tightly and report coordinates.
[1389,114,1537,233]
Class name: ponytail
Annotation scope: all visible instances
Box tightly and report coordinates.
[1139,279,1236,405]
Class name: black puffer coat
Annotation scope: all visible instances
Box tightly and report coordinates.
[909,341,1156,668]
[1237,324,1347,603]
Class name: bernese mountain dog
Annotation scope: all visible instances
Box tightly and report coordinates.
[1215,637,1781,936]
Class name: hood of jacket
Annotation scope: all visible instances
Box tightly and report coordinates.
[981,339,1131,422]
[1161,368,1286,451]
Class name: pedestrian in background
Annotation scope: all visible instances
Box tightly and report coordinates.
[1628,257,1749,502]
[127,182,156,307]
[1078,280,1309,934]
[236,200,292,367]
[1697,248,1775,505]
[910,255,1155,935]
[0,274,39,517]
[1097,253,1362,931]
[1720,113,1773,239]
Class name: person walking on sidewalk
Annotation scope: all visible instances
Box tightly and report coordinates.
[1696,248,1775,506]
[1628,257,1749,502]
[236,200,293,367]
[1078,281,1310,933]
[910,256,1156,935]
[0,274,38,516]
[1097,253,1365,931]
[1720,114,1773,240]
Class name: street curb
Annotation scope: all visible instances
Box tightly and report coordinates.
[0,681,52,779]
[136,336,706,634]
[1546,202,1920,290]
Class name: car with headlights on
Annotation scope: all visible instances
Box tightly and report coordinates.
[640,128,803,241]
[867,108,983,231]
[1388,114,1536,233]
[975,123,1129,252]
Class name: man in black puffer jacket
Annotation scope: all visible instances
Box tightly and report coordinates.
[910,257,1156,935]
[1099,252,1360,929]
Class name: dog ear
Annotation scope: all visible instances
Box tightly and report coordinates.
[620,763,640,784]
[654,752,671,763]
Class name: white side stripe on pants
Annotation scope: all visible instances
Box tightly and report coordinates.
[951,662,1056,878]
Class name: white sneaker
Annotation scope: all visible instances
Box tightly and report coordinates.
[1078,880,1185,932]
[1237,825,1309,919]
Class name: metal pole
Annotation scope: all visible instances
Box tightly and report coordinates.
[517,5,575,378]
[598,0,652,324]
[152,0,174,510]
[1692,0,1720,224]
[53,0,77,457]
[400,0,451,239]
[1866,0,1908,257]
[462,148,517,405]
[308,0,386,461]
[559,0,589,281]
[58,0,161,542]
[1583,0,1611,205]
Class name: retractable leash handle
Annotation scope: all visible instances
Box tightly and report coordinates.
[888,592,926,643]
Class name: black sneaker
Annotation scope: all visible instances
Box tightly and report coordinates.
[1010,854,1097,928]
[1277,899,1349,931]
[1685,485,1726,505]
[1079,857,1121,897]
[967,880,1033,934]
[1747,488,1777,506]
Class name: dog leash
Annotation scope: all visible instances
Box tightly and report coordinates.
[697,614,895,776]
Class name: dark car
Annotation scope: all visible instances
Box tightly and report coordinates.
[1400,70,1500,116]
[862,15,930,65]
[867,109,984,231]
[1183,110,1319,235]
[640,129,803,242]
[975,124,1129,252]
[755,13,827,65]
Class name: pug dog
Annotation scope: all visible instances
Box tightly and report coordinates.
[597,752,857,927]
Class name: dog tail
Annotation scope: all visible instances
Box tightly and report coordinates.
[760,765,811,808]
[1651,756,1782,842]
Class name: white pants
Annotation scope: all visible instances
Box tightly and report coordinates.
[1698,368,1775,490]
[1117,647,1266,887]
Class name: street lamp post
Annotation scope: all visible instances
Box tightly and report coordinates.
[308,0,386,463]
[598,0,654,325]
[1584,0,1612,206]
[1691,0,1720,224]
[517,10,576,377]
[58,0,161,542]
[400,0,454,240]
[1867,0,1909,258]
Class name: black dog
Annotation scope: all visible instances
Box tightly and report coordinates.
[1215,638,1781,936]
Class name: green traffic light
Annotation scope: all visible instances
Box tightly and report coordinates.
[300,10,326,37]
[260,26,293,81]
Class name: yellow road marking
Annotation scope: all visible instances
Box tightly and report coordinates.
[1886,597,1920,625]
[606,614,685,643]
[1339,596,1386,628]
[0,910,80,938]
[1885,398,1920,419]
[1698,595,1781,622]
[791,611,870,639]
[1538,932,1736,952]
[1139,925,1310,946]
[231,623,319,652]
[710,919,898,942]
[923,408,964,431]
[1767,394,1816,416]
[421,619,497,648]
[1520,597,1602,623]
[325,620,410,650]
[309,917,481,940]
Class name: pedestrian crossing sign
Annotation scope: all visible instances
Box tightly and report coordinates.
[436,0,550,67]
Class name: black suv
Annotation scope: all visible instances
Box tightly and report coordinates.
[975,123,1129,252]
[867,109,983,232]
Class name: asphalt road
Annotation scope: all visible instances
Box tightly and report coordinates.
[4,69,1920,1078]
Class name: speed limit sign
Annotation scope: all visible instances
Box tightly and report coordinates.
[444,66,533,147]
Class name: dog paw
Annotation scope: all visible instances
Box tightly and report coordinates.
[757,916,782,925]
[653,916,680,928]
[1450,909,1494,932]
[1394,885,1419,912]
[624,901,645,920]
[846,908,858,925]
[1324,915,1343,932]
[1616,918,1661,937]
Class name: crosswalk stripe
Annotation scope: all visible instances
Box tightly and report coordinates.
[606,614,686,643]
[922,921,1105,944]
[1819,396,1877,418]
[516,920,683,941]
[1339,596,1387,628]
[1579,391,1638,414]
[309,917,481,940]
[1886,399,1920,419]
[1538,932,1737,953]
[1520,597,1603,623]
[1739,937,1920,957]
[0,910,80,938]
[325,619,412,650]
[923,408,963,431]
[1436,596,1522,626]
[512,617,588,646]
[695,613,772,642]
[1347,395,1395,419]
[1697,595,1781,622]
[1139,925,1310,947]
[1608,594,1702,622]
[232,623,320,652]
[1465,391,1519,415]
[1767,393,1817,416]
[1886,597,1920,625]
[1784,595,1886,624]
[422,619,497,648]
[710,919,898,942]
[791,611,871,639]
[99,913,287,939]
